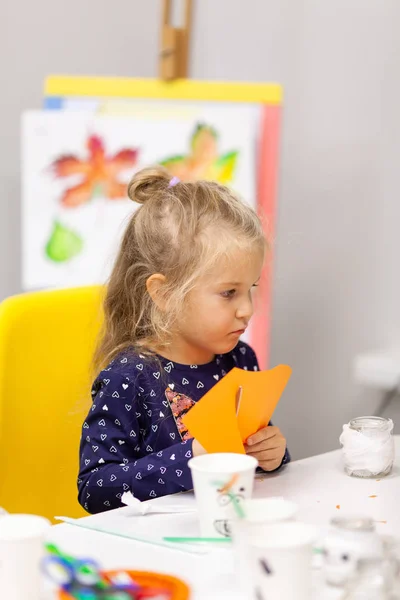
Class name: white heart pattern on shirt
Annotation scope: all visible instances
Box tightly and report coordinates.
[122,383,129,390]
[153,372,160,379]
[130,430,136,437]
[103,379,110,385]
[104,501,110,506]
[147,410,152,417]
[115,419,121,426]
[185,451,191,458]
[101,434,107,441]
[176,469,183,477]
[85,459,90,466]
[110,474,117,481]
[118,440,125,445]
[123,458,128,464]
[170,433,175,440]
[139,386,144,392]
[159,411,164,418]
[102,404,109,411]
[110,446,117,453]
[150,390,156,397]
[98,458,105,464]
[91,405,96,411]
[158,478,165,484]
[123,483,130,491]
[123,466,129,472]
[116,493,122,499]
[213,374,219,380]
[83,422,89,429]
[170,454,176,460]
[97,479,103,487]
[147,464,154,470]
[160,467,166,474]
[135,472,142,480]
[98,419,106,426]
[197,381,204,389]
[92,445,98,452]
[240,346,246,355]
[86,436,90,442]
[182,378,189,385]
[146,445,153,452]
[152,425,158,432]
[120,357,128,364]
[136,364,143,370]
[157,451,163,457]
[162,400,169,408]
[169,383,175,390]
[125,404,132,411]
[164,365,172,373]
[135,412,141,418]
[190,364,198,369]
[112,391,119,398]
[149,490,157,498]
[99,392,103,397]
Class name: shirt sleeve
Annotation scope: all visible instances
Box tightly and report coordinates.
[78,373,194,514]
[238,342,291,471]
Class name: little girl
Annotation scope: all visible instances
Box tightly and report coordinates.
[78,167,290,514]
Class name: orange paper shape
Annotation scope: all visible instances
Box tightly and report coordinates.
[182,365,292,454]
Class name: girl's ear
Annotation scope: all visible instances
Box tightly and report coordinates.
[146,274,167,310]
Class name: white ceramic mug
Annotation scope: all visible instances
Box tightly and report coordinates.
[233,521,317,600]
[188,453,258,538]
[0,514,51,600]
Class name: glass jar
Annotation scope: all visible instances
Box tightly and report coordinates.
[343,557,394,600]
[322,517,383,588]
[340,416,395,478]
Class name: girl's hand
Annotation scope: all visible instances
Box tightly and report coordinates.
[192,439,207,457]
[245,426,286,471]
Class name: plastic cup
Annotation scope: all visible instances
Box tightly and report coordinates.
[0,514,51,600]
[233,520,317,600]
[231,497,299,595]
[188,453,258,538]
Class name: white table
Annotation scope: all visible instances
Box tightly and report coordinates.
[49,437,400,599]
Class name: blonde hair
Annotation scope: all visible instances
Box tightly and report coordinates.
[93,166,266,371]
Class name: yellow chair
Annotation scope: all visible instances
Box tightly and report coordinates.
[0,285,104,521]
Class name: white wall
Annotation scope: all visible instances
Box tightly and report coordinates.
[1,0,400,458]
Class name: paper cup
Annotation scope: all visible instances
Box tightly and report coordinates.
[188,453,258,538]
[0,514,51,600]
[233,521,317,600]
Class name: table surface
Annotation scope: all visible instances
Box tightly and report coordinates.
[49,437,400,600]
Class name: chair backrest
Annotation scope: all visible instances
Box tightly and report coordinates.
[0,286,104,521]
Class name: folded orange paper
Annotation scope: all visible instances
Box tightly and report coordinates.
[182,365,292,454]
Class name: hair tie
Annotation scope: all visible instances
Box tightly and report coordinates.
[168,176,180,188]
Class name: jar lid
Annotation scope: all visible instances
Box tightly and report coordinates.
[331,516,375,532]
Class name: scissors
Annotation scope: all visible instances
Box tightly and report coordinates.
[42,544,140,599]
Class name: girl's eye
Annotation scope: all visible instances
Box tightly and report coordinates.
[221,289,236,299]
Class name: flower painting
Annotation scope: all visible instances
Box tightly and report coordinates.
[45,135,138,263]
[22,106,256,290]
[160,124,238,183]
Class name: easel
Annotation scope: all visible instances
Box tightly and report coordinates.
[159,0,193,80]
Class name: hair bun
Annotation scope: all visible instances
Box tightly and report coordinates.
[127,166,171,205]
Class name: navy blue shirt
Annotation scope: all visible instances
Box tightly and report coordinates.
[78,341,290,513]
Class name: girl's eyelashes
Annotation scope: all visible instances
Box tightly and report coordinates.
[221,283,259,299]
[221,289,236,299]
